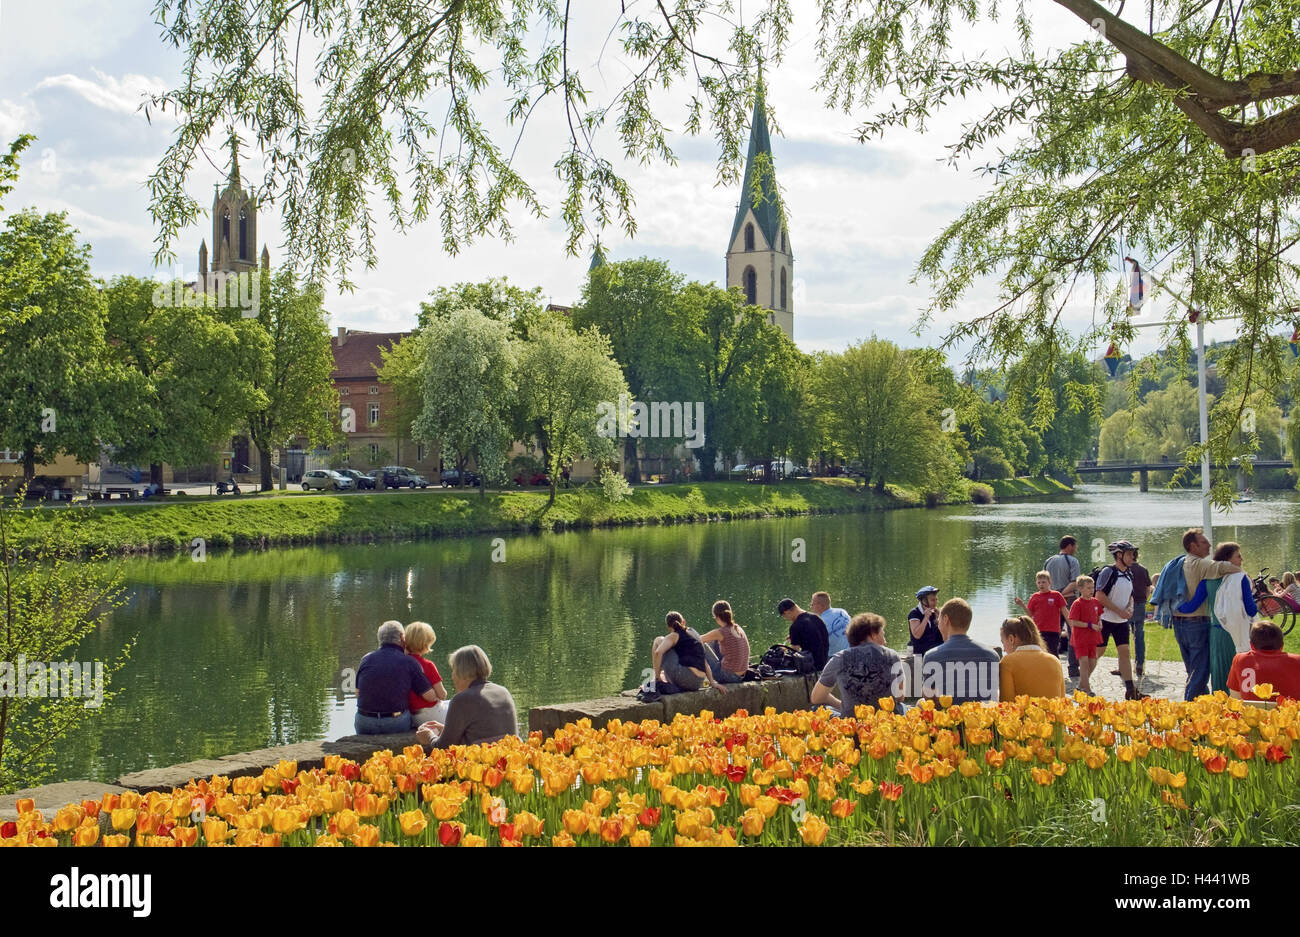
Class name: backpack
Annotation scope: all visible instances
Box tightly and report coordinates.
[1091,565,1119,596]
[759,644,815,675]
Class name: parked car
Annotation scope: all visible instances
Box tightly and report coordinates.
[380,466,430,489]
[339,469,375,490]
[727,463,750,478]
[302,469,354,491]
[513,471,550,487]
[366,470,384,489]
[440,469,481,487]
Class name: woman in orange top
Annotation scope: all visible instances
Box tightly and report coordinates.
[999,615,1066,700]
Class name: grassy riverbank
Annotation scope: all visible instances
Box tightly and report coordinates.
[9,476,1074,558]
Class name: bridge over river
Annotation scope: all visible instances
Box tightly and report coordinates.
[1075,459,1293,491]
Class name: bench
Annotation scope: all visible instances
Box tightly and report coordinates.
[102,487,139,500]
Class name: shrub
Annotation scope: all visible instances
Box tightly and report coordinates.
[969,483,994,504]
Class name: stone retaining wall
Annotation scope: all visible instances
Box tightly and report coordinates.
[1,675,818,817]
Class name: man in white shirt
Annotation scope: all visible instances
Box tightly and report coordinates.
[1096,541,1138,699]
[811,591,851,657]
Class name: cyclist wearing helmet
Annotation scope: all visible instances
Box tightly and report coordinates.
[908,586,943,657]
[1096,540,1139,699]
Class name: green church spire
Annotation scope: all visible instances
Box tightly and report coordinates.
[728,71,784,251]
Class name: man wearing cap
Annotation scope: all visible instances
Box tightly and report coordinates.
[908,586,944,657]
[1095,541,1139,700]
[778,598,830,670]
[1044,536,1081,677]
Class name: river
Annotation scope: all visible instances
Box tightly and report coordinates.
[52,484,1300,783]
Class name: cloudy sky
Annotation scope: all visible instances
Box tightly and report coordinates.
[0,1,1229,358]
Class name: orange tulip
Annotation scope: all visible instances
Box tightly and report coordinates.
[172,826,199,847]
[351,825,381,847]
[72,825,100,847]
[102,834,130,847]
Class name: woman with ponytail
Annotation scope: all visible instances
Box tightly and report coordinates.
[699,600,751,684]
[998,615,1065,700]
[652,611,726,694]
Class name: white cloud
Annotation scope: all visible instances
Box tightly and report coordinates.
[36,68,167,118]
[0,97,40,142]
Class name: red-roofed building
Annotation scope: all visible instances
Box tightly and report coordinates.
[330,326,441,476]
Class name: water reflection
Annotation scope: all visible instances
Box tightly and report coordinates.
[56,485,1299,782]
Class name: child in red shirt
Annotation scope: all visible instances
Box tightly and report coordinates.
[1015,571,1066,656]
[1068,576,1105,694]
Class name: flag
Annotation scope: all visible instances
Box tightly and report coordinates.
[1291,325,1299,358]
[1104,342,1120,377]
[1124,256,1144,312]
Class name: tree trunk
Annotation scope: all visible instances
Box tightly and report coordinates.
[624,436,640,483]
[257,443,274,491]
[150,463,164,486]
[23,449,35,483]
[697,445,717,480]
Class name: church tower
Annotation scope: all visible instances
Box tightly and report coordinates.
[201,132,260,278]
[725,75,793,338]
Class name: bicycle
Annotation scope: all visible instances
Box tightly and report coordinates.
[1251,568,1297,636]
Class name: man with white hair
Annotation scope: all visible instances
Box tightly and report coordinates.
[354,620,441,734]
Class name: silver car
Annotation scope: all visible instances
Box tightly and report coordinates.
[302,469,354,491]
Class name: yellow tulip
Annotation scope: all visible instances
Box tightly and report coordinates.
[72,825,100,847]
[332,809,360,837]
[399,810,428,837]
[1228,761,1249,779]
[551,831,577,847]
[461,833,486,847]
[958,758,981,778]
[351,825,381,847]
[110,808,138,832]
[101,834,130,847]
[53,805,85,833]
[741,808,765,837]
[798,814,830,846]
[203,818,230,844]
[755,795,779,819]
[1254,683,1276,700]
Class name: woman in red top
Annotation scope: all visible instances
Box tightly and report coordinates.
[404,621,448,725]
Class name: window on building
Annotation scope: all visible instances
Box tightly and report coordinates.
[368,443,379,460]
[368,385,380,395]
[780,268,787,309]
[221,211,230,247]
[417,444,426,462]
[743,266,757,306]
[744,223,755,251]
[339,387,350,396]
[368,403,379,426]
[238,209,248,260]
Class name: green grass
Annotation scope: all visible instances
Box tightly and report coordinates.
[7,477,960,558]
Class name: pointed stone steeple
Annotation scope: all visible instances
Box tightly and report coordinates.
[198,239,208,278]
[204,131,259,277]
[588,241,606,273]
[261,244,270,273]
[725,67,794,338]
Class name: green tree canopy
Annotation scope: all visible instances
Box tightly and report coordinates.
[0,209,109,481]
[239,270,338,490]
[411,307,518,493]
[100,276,254,484]
[516,318,628,504]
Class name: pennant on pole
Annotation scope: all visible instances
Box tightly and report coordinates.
[1290,325,1299,359]
[1103,342,1121,377]
[1123,256,1144,312]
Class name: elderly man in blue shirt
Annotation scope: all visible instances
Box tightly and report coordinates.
[354,620,442,734]
[921,598,1000,704]
[812,591,852,657]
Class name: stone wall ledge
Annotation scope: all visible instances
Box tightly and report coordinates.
[8,675,819,808]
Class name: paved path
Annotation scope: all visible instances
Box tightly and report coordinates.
[1061,656,1186,701]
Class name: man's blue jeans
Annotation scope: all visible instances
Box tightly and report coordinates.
[354,710,413,734]
[1129,609,1146,671]
[1173,617,1211,701]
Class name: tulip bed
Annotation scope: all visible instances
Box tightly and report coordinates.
[5,691,1300,847]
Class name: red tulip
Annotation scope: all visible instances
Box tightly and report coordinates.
[499,823,521,843]
[281,778,301,795]
[724,764,747,783]
[638,807,662,827]
[438,822,462,846]
[880,782,904,802]
[340,763,361,781]
[1265,745,1292,765]
[1,821,16,839]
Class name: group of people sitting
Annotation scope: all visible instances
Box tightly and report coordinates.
[353,620,518,747]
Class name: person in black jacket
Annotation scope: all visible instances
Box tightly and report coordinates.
[778,597,830,669]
